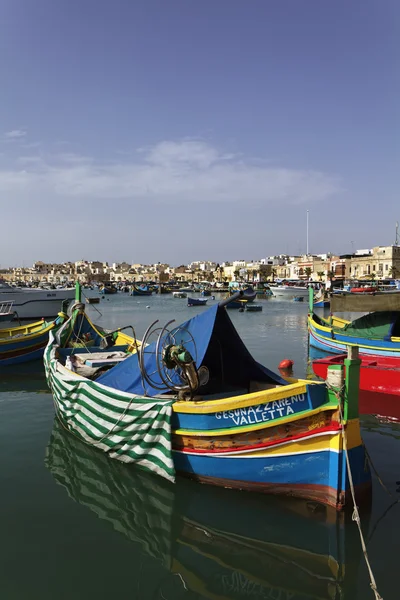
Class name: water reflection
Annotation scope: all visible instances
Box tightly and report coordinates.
[45,420,367,600]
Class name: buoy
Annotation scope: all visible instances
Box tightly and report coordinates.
[279,359,294,370]
[146,305,150,309]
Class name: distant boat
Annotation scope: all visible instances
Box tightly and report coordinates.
[131,285,152,296]
[245,304,262,312]
[173,291,187,298]
[187,297,209,307]
[226,287,257,309]
[99,285,118,295]
[273,285,309,298]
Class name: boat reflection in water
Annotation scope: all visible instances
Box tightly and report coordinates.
[45,419,367,600]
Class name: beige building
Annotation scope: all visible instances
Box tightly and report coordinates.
[350,246,400,279]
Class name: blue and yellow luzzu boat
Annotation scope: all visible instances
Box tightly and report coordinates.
[0,311,68,366]
[308,287,400,357]
[44,284,371,510]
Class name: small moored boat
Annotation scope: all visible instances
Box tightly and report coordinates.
[187,297,209,307]
[173,291,187,298]
[131,284,152,296]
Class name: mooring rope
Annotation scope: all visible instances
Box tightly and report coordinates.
[327,381,383,600]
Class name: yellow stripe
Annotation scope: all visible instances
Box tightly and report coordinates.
[311,322,400,353]
[173,381,316,414]
[173,404,338,436]
[0,321,55,344]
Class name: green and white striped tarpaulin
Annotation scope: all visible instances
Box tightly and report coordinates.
[44,332,175,483]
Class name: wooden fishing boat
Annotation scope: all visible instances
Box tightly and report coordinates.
[45,417,365,600]
[86,296,100,304]
[131,284,153,296]
[44,284,371,510]
[173,291,187,298]
[308,288,400,357]
[99,284,118,295]
[187,297,209,307]
[201,289,212,296]
[0,310,68,366]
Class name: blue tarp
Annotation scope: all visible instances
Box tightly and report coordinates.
[97,304,287,395]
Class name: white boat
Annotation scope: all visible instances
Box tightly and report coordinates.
[272,285,309,298]
[0,282,77,319]
[0,301,15,329]
[173,291,187,298]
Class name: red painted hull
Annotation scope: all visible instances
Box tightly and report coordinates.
[312,354,400,421]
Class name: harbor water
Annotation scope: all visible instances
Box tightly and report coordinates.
[0,293,399,600]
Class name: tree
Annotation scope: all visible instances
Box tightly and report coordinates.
[233,269,240,281]
[317,271,324,281]
[327,270,335,286]
[370,272,376,281]
[389,265,398,279]
[305,267,312,280]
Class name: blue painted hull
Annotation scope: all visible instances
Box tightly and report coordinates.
[0,331,50,365]
[173,443,370,506]
[309,320,400,357]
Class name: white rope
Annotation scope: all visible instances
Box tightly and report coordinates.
[328,381,383,600]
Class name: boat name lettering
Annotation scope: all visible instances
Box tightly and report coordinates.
[46,293,56,297]
[215,394,306,426]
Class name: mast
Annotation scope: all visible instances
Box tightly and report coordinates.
[306,210,309,256]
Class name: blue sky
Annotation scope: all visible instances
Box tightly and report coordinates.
[0,0,398,267]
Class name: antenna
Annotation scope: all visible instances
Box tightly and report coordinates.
[350,240,355,253]
[306,210,309,256]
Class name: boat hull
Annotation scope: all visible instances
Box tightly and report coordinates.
[173,442,370,509]
[313,353,400,396]
[273,286,309,297]
[0,320,60,365]
[308,315,400,357]
[0,289,76,319]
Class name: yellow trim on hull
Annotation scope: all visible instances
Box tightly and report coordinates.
[0,320,54,344]
[173,380,325,414]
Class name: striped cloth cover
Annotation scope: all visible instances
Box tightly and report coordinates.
[44,332,175,483]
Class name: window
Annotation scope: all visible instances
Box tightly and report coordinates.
[367,265,370,274]
[386,264,389,271]
[379,263,383,273]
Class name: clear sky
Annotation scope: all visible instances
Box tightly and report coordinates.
[0,0,398,267]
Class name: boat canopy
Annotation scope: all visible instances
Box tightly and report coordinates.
[336,311,400,340]
[97,304,287,395]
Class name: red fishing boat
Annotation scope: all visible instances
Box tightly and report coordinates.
[312,353,400,421]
